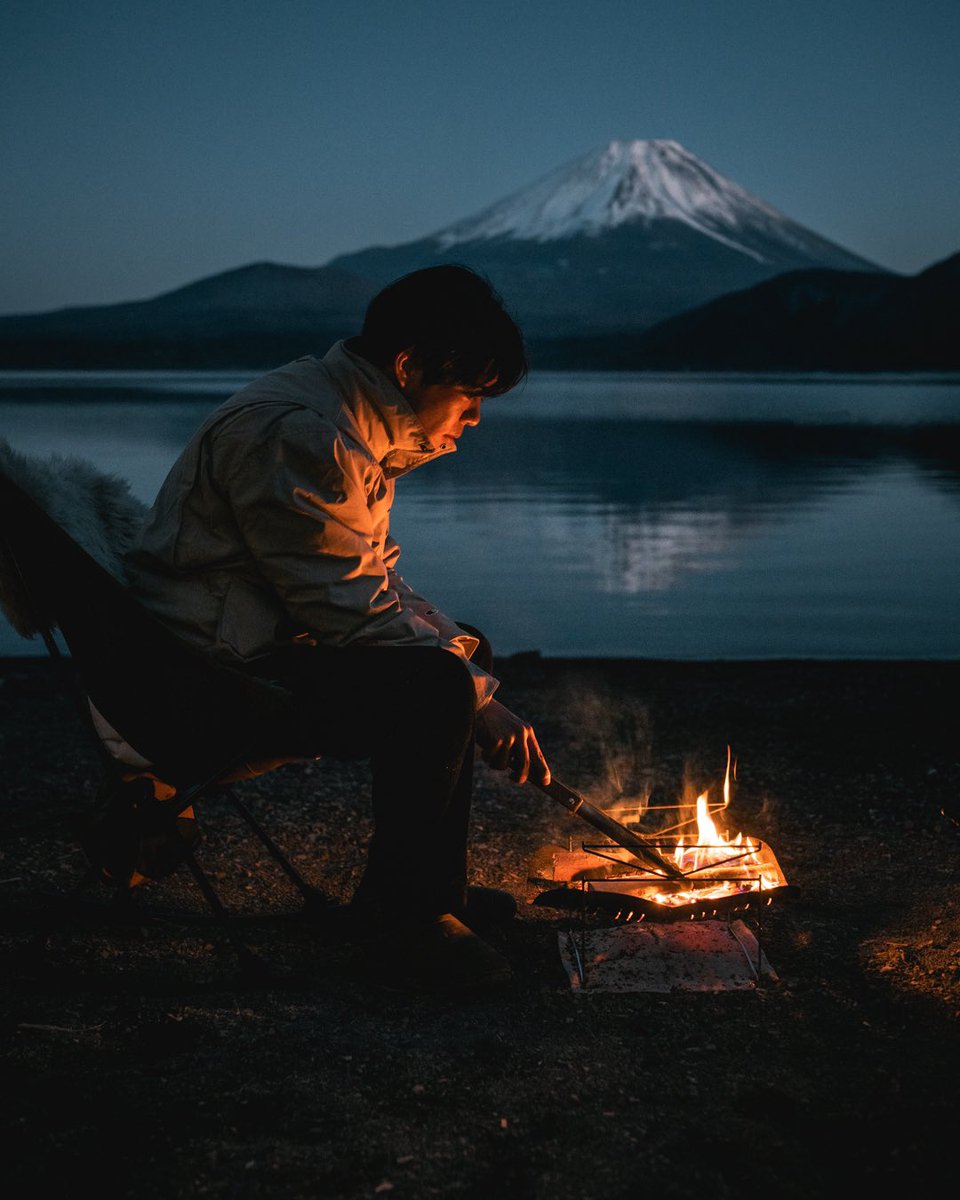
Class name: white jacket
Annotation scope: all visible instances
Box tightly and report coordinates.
[125,341,499,706]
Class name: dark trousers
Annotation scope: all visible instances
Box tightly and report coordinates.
[245,626,492,918]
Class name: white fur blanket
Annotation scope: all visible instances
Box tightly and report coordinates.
[0,436,147,637]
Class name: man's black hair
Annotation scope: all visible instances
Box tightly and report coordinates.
[356,264,527,397]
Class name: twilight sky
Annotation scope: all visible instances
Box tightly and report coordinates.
[2,0,957,315]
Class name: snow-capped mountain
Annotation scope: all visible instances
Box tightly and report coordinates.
[328,140,882,338]
[433,140,856,267]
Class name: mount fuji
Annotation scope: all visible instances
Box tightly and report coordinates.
[0,140,889,367]
[327,139,883,339]
[418,139,862,264]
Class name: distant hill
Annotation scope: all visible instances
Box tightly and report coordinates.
[0,139,891,369]
[0,264,375,368]
[549,251,959,372]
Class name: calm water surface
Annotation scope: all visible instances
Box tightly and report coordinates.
[2,370,959,659]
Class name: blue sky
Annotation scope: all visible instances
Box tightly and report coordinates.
[1,0,957,314]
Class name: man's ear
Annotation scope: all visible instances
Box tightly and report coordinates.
[393,349,414,389]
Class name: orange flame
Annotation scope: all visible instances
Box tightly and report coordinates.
[636,746,784,907]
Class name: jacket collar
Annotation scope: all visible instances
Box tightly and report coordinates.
[321,340,456,479]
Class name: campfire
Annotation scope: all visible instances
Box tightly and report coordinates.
[531,746,790,923]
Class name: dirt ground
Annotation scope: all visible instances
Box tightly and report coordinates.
[2,653,960,1199]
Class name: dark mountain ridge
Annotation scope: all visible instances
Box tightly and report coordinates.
[564,251,959,372]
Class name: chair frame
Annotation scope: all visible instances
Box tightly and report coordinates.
[0,469,330,978]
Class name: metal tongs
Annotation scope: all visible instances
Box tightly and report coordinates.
[534,776,686,880]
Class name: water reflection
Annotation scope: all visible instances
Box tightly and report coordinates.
[399,419,960,596]
[392,418,960,656]
[420,418,960,502]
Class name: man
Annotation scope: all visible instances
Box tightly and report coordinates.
[126,265,551,993]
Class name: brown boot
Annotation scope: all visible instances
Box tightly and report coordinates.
[454,886,517,931]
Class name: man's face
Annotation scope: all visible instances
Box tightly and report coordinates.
[396,355,489,450]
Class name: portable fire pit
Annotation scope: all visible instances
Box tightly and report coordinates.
[528,749,793,991]
[530,833,790,923]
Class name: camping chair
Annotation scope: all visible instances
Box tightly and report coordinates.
[0,468,331,978]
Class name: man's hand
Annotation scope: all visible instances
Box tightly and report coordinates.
[476,698,551,786]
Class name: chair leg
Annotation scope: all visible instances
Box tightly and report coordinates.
[180,848,276,983]
[222,787,331,918]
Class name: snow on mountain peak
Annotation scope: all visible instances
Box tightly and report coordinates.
[432,139,795,260]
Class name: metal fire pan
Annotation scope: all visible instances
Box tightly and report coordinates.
[533,882,795,923]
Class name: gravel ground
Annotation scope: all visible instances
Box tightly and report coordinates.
[2,653,959,1199]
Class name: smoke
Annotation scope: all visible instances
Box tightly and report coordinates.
[549,672,745,838]
[551,676,654,825]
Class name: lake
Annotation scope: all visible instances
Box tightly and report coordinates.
[2,369,959,659]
